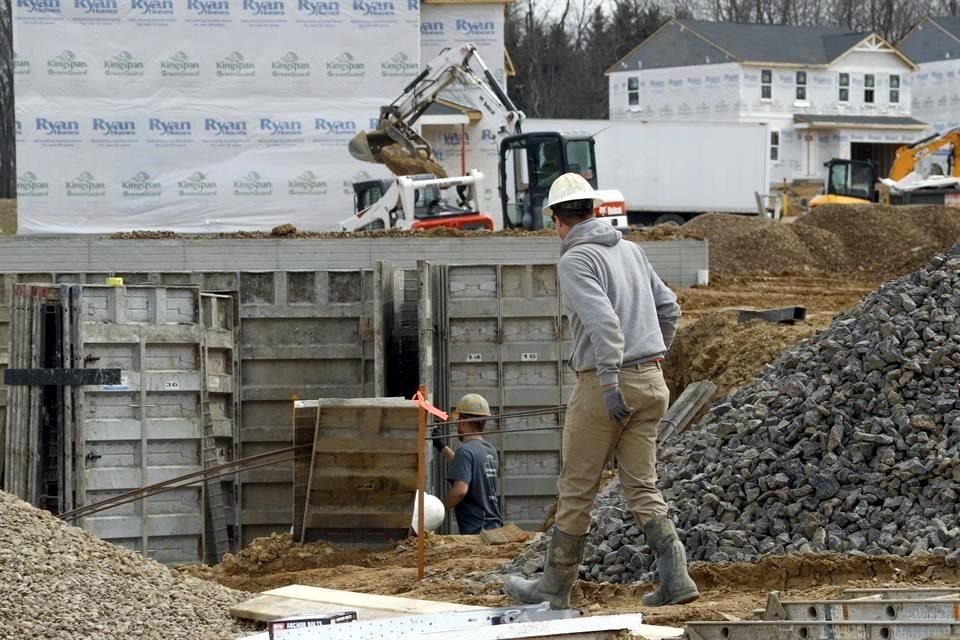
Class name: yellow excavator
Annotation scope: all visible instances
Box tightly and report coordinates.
[809,128,960,208]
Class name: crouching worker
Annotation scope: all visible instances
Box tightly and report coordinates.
[432,393,503,534]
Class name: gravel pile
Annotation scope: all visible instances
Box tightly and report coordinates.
[0,491,252,639]
[506,248,960,584]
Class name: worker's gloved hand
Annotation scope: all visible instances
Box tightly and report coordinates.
[603,385,633,425]
[430,427,446,452]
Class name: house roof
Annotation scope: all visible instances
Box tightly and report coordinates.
[794,114,927,129]
[609,19,914,73]
[898,16,960,63]
[677,19,866,64]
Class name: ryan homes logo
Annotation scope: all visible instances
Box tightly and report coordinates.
[233,171,272,196]
[65,172,107,198]
[178,171,217,197]
[13,51,30,76]
[314,117,357,138]
[131,0,175,15]
[242,0,285,16]
[259,117,303,138]
[122,172,162,197]
[35,117,81,140]
[353,0,393,16]
[149,118,192,139]
[92,117,136,138]
[288,170,327,196]
[217,52,256,77]
[272,52,310,77]
[455,18,495,37]
[17,172,50,198]
[16,0,62,13]
[161,52,201,77]
[326,52,363,78]
[381,52,417,78]
[105,51,145,77]
[187,0,230,15]
[74,0,119,14]
[297,0,339,16]
[48,50,88,76]
[420,20,442,37]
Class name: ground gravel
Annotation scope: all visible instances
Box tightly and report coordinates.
[0,491,254,640]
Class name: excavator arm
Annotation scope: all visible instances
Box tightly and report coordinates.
[890,128,960,181]
[348,44,524,178]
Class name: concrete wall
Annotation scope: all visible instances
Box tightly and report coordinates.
[0,237,708,288]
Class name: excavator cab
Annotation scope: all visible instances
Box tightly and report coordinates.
[499,132,598,229]
[809,159,877,208]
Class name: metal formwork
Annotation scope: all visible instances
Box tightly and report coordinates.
[0,268,387,549]
[71,285,208,565]
[423,262,570,532]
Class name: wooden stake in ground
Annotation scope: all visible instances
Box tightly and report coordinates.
[416,384,427,581]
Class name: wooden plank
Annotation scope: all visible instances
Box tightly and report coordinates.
[658,380,717,445]
[230,585,483,622]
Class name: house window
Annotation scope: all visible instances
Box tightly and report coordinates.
[761,69,772,100]
[796,70,807,101]
[839,73,850,102]
[627,77,639,107]
[864,74,875,104]
[890,74,900,103]
[770,130,780,162]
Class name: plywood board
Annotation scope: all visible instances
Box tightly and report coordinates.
[231,585,483,622]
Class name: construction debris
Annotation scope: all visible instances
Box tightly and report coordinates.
[505,247,960,584]
[0,491,252,639]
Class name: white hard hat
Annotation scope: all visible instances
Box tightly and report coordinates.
[411,492,446,535]
[543,172,603,217]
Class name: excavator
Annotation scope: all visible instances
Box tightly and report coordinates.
[344,43,624,230]
[810,128,960,208]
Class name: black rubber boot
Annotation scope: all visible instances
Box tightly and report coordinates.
[502,528,585,609]
[641,517,700,606]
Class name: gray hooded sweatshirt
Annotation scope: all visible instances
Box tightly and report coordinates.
[558,217,681,388]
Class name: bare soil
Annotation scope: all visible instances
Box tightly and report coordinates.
[182,534,960,628]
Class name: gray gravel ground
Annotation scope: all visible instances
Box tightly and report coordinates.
[0,491,255,640]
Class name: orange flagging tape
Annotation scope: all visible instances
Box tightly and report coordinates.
[411,390,449,420]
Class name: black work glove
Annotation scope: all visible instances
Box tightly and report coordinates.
[603,385,633,425]
[430,427,446,452]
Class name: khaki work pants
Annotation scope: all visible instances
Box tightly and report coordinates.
[554,364,670,536]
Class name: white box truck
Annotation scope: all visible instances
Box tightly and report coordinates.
[522,119,771,226]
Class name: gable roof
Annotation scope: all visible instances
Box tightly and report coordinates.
[609,18,914,73]
[898,16,960,63]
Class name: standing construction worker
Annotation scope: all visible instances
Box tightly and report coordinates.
[503,173,699,609]
[433,393,503,534]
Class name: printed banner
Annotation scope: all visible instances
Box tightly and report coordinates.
[14,0,420,233]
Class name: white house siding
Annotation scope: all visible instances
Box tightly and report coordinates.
[911,59,960,133]
[608,63,742,122]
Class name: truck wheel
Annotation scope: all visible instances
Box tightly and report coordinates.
[654,213,686,226]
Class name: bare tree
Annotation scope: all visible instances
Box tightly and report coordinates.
[0,0,13,198]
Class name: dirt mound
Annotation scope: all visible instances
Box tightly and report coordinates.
[797,203,960,277]
[664,313,818,402]
[685,205,960,278]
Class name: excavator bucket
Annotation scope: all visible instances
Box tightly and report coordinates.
[349,129,448,178]
[348,129,392,164]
